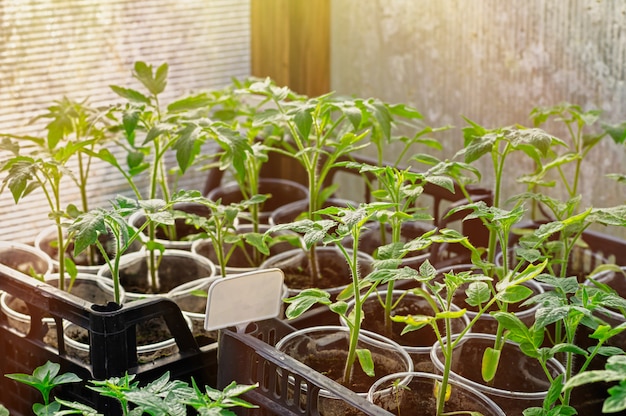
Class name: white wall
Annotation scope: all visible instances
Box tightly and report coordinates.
[330,0,626,235]
[0,0,251,243]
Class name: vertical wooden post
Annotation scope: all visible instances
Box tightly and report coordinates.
[250,0,330,183]
[251,0,330,97]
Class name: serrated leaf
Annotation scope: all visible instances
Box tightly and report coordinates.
[496,284,533,303]
[465,281,491,307]
[173,124,202,174]
[294,107,313,140]
[133,61,168,96]
[167,93,214,112]
[110,85,150,104]
[283,289,331,319]
[69,209,109,255]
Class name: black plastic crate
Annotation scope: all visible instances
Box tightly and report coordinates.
[0,264,217,415]
[217,318,393,416]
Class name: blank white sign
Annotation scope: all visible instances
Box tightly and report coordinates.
[204,268,285,331]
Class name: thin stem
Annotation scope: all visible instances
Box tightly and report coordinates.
[342,238,362,384]
[147,221,159,292]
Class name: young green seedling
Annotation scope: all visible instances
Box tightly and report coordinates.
[563,355,626,414]
[100,61,251,288]
[5,361,82,416]
[276,202,393,385]
[496,276,626,411]
[183,194,268,277]
[69,195,146,304]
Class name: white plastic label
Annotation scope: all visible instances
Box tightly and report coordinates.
[204,268,285,331]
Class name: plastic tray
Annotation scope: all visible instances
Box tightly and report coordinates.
[0,264,217,415]
[218,318,393,415]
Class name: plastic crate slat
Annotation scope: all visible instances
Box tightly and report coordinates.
[218,321,393,416]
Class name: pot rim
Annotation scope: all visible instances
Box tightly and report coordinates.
[0,273,121,323]
[96,249,217,300]
[259,246,375,297]
[34,223,145,273]
[63,313,193,353]
[429,332,566,400]
[275,325,414,398]
[367,371,506,416]
[0,240,53,277]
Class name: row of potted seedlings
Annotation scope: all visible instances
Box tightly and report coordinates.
[2,61,626,415]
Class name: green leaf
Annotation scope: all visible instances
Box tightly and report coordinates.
[534,306,570,330]
[173,124,202,174]
[294,107,313,141]
[69,209,109,255]
[465,281,491,307]
[425,175,455,193]
[522,408,543,416]
[391,314,433,334]
[496,284,533,303]
[508,127,555,158]
[283,289,331,319]
[482,347,501,382]
[356,348,375,377]
[110,85,150,104]
[565,368,626,389]
[133,61,168,96]
[33,402,62,416]
[54,399,101,415]
[435,309,467,320]
[167,93,214,112]
[604,384,626,413]
[459,133,496,164]
[603,121,626,144]
[493,311,528,335]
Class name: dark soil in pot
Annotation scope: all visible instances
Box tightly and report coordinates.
[276,326,413,416]
[1,275,118,347]
[261,247,373,297]
[116,256,200,293]
[452,338,552,392]
[99,250,215,297]
[207,178,308,224]
[299,348,405,393]
[168,279,218,348]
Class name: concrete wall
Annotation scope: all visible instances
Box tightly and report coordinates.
[330,0,626,235]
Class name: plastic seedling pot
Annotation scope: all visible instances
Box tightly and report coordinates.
[204,268,285,333]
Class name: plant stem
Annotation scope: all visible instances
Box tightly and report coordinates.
[342,241,362,384]
[147,221,159,292]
